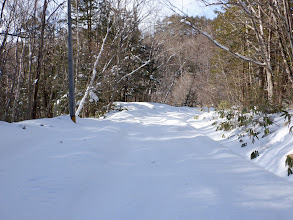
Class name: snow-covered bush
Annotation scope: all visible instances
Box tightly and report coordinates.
[213,107,275,147]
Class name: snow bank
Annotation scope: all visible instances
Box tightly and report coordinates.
[188,110,293,179]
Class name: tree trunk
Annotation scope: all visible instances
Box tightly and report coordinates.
[32,0,48,119]
[26,0,37,120]
[184,74,196,106]
[163,75,176,104]
[12,39,26,122]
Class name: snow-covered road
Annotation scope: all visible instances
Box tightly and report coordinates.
[1,102,293,220]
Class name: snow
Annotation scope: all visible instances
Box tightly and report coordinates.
[89,90,99,102]
[1,102,293,220]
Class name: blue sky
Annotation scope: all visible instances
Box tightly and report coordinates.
[138,0,219,32]
[168,0,219,19]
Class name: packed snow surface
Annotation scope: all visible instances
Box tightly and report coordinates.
[1,102,293,220]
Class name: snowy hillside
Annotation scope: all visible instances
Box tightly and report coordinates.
[1,102,293,220]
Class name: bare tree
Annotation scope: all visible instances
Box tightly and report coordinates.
[31,0,48,119]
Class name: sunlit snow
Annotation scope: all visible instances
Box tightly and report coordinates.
[1,102,293,220]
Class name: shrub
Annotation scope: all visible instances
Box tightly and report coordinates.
[217,121,234,131]
[285,155,293,176]
[250,150,259,159]
[212,106,280,147]
[281,110,293,134]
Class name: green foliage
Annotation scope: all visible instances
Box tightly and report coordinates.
[263,116,273,127]
[285,155,293,176]
[285,155,293,168]
[217,121,234,131]
[250,150,259,160]
[254,104,283,114]
[290,127,293,135]
[95,107,108,118]
[216,101,231,111]
[259,115,273,138]
[218,110,226,119]
[281,110,293,134]
[217,109,236,122]
[237,115,248,127]
[247,128,260,144]
[226,112,235,120]
[213,107,277,147]
[212,121,218,126]
[262,127,270,138]
[281,110,291,124]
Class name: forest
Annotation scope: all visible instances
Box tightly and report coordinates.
[1,0,293,122]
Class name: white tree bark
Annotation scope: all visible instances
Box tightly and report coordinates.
[75,20,111,117]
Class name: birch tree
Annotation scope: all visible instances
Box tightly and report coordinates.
[76,16,111,116]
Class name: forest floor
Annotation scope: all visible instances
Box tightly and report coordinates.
[1,102,293,220]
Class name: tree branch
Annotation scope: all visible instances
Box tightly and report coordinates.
[116,60,151,84]
[183,18,265,66]
[162,0,266,66]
